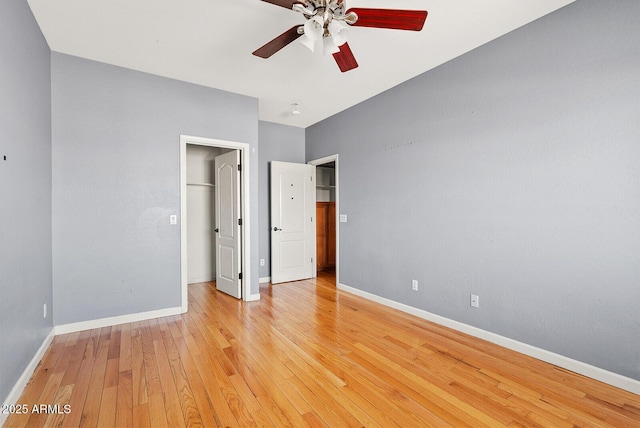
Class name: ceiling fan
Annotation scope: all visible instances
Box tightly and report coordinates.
[252,0,428,72]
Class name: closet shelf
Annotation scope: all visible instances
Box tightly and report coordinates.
[187,183,215,187]
[316,185,335,190]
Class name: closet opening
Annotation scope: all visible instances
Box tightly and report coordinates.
[309,155,339,286]
[185,144,230,285]
[180,135,253,311]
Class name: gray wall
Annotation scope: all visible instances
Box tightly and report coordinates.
[258,121,306,279]
[51,53,259,325]
[306,0,640,380]
[0,0,53,404]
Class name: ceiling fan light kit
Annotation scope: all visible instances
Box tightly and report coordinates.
[253,0,428,72]
[299,33,317,52]
[304,15,324,40]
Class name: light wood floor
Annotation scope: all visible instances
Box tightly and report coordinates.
[4,272,639,427]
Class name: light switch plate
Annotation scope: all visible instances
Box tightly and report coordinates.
[340,214,348,223]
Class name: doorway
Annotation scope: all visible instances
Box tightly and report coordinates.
[180,135,253,312]
[308,154,339,286]
[185,144,228,284]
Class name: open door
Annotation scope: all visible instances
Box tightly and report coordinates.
[215,150,242,298]
[270,161,316,284]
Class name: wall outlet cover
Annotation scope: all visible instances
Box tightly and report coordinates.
[471,294,480,308]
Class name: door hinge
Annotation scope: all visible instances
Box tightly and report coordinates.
[311,257,313,263]
[239,272,242,280]
[238,218,242,226]
[238,164,242,172]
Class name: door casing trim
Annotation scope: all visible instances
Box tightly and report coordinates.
[180,135,252,311]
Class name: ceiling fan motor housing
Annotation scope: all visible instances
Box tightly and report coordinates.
[293,0,357,36]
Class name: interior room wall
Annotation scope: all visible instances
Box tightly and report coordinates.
[258,121,306,280]
[306,0,640,380]
[0,0,53,405]
[51,53,259,326]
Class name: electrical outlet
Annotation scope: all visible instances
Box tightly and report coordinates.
[170,215,177,225]
[412,280,418,291]
[260,258,265,267]
[43,303,47,318]
[470,294,479,308]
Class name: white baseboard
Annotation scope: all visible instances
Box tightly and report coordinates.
[244,293,261,302]
[54,306,183,335]
[187,276,215,284]
[259,276,271,284]
[337,282,640,395]
[1,328,56,426]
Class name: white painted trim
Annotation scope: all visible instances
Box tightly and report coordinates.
[54,307,182,335]
[308,154,339,285]
[1,328,56,426]
[180,135,252,305]
[337,282,640,395]
[245,293,261,302]
[187,276,216,284]
[259,276,271,284]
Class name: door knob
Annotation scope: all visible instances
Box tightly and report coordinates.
[273,227,282,231]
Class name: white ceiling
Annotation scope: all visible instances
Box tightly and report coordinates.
[28,0,575,128]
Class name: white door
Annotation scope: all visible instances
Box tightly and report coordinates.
[270,161,316,284]
[215,150,242,298]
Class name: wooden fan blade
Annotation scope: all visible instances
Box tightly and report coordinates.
[333,42,358,72]
[347,8,428,31]
[260,0,300,10]
[252,26,302,58]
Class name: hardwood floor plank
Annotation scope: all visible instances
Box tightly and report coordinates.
[130,334,147,407]
[118,323,132,373]
[139,321,168,428]
[79,338,109,428]
[42,383,73,428]
[160,327,203,427]
[114,370,133,428]
[165,319,218,428]
[149,320,186,428]
[96,385,117,428]
[131,403,151,428]
[4,273,639,428]
[24,372,64,428]
[189,344,241,426]
[356,341,503,426]
[59,351,95,427]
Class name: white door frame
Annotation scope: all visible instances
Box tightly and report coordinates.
[308,154,339,285]
[180,135,253,312]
